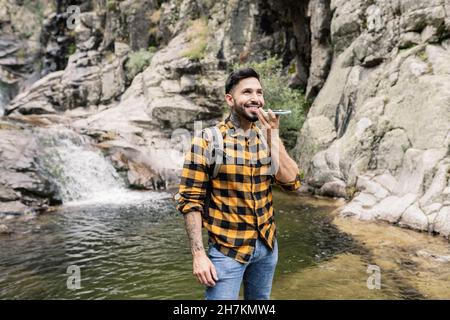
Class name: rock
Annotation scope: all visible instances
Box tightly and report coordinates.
[0,120,61,208]
[295,116,336,176]
[6,49,128,114]
[375,128,411,173]
[356,176,389,200]
[0,170,58,200]
[372,173,397,193]
[161,80,181,94]
[0,185,19,201]
[0,1,42,93]
[5,71,64,115]
[399,203,428,231]
[352,192,377,208]
[17,100,57,115]
[395,149,447,196]
[416,249,450,263]
[398,32,421,48]
[305,0,332,100]
[370,193,417,223]
[423,203,443,215]
[434,206,450,237]
[297,0,450,236]
[0,201,29,215]
[0,128,37,171]
[0,224,12,235]
[179,75,196,93]
[127,162,159,190]
[419,161,450,206]
[318,180,347,198]
[114,42,131,57]
[340,201,364,218]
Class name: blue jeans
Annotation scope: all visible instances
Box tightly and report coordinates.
[205,237,278,300]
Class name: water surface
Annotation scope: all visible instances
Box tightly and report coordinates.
[0,190,442,299]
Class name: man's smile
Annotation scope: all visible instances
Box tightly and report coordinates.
[244,103,262,113]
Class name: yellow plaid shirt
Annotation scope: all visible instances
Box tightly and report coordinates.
[177,117,301,263]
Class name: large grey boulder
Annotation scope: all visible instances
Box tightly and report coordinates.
[0,118,61,215]
[296,0,450,237]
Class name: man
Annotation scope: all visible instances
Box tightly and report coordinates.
[177,68,301,300]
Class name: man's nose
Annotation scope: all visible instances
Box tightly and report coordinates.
[249,92,259,102]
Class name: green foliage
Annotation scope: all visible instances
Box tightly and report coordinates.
[22,0,45,22]
[125,48,154,80]
[346,186,358,199]
[233,56,308,151]
[417,50,428,62]
[67,43,76,56]
[148,46,158,54]
[182,18,209,60]
[107,0,119,11]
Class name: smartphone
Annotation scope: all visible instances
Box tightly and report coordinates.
[266,109,292,115]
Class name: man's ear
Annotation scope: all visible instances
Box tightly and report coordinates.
[225,94,234,107]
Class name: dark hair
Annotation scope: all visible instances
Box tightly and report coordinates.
[225,68,260,94]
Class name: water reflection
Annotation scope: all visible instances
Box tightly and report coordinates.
[0,190,445,299]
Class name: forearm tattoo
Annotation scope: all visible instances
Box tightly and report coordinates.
[184,212,204,254]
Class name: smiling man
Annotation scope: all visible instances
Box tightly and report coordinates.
[177,68,301,300]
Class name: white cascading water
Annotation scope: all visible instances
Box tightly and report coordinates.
[0,85,6,116]
[35,125,169,206]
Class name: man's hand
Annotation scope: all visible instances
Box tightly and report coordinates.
[257,108,280,150]
[193,251,219,287]
[257,108,279,131]
[257,108,299,183]
[183,210,219,287]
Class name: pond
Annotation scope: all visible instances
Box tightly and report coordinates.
[0,190,443,299]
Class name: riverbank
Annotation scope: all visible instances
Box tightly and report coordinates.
[333,213,450,299]
[271,191,450,299]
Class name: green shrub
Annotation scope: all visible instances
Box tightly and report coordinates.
[233,56,308,151]
[107,0,118,11]
[182,18,209,60]
[67,43,76,56]
[125,48,154,80]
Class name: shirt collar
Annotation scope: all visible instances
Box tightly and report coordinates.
[224,115,258,138]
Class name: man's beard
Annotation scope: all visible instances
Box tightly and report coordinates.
[234,102,261,123]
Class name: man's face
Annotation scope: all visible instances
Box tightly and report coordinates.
[225,77,265,122]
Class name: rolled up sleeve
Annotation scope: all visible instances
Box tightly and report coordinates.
[176,134,210,215]
[273,172,302,191]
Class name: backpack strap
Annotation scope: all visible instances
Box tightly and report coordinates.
[201,125,224,217]
[203,126,224,179]
[254,125,270,153]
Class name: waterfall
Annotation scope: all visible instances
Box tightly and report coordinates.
[0,83,6,116]
[35,125,167,205]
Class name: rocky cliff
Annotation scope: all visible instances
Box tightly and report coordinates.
[0,0,449,238]
[1,0,313,215]
[295,0,450,237]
